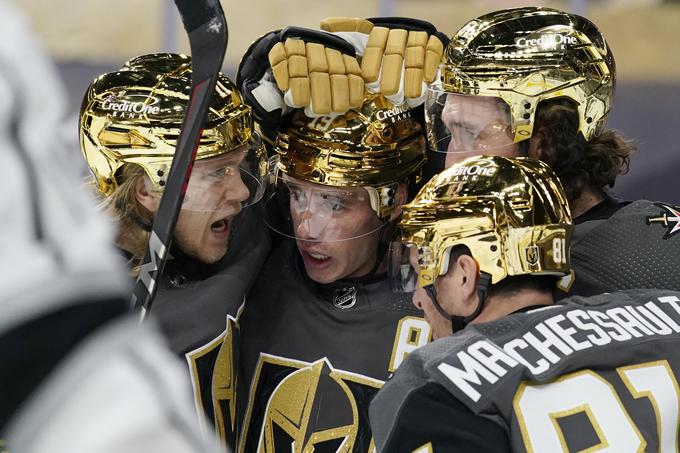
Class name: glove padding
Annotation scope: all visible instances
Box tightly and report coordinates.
[237,26,363,128]
[320,17,448,105]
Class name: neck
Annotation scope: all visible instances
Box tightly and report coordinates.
[470,289,553,324]
[570,188,604,218]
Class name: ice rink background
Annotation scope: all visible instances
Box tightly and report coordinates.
[10,0,679,203]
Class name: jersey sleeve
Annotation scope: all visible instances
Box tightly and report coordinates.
[370,380,509,453]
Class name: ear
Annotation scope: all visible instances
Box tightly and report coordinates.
[457,254,480,301]
[389,182,409,221]
[134,175,160,214]
[434,252,479,316]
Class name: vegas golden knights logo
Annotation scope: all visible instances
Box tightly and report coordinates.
[187,315,240,449]
[188,314,431,452]
[240,356,382,453]
[525,245,540,266]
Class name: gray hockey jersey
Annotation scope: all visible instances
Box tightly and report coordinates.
[189,239,431,452]
[371,289,680,452]
[559,200,680,296]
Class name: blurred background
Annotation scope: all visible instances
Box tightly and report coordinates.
[7,0,679,203]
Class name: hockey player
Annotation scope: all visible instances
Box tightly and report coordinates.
[183,28,437,450]
[79,53,270,355]
[197,30,434,444]
[422,7,680,296]
[373,155,680,452]
[0,3,219,451]
[232,95,430,452]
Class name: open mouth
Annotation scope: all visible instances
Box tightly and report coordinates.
[307,251,330,262]
[300,248,334,270]
[210,218,230,233]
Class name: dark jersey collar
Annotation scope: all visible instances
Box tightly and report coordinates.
[574,194,630,225]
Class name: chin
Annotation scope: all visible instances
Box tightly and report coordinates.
[304,267,339,285]
[196,245,229,264]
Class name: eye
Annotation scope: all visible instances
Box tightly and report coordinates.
[462,125,479,141]
[207,165,236,179]
[290,188,306,204]
[207,167,225,178]
[320,194,343,212]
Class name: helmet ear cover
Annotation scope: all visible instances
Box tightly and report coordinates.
[441,7,615,143]
[438,244,464,277]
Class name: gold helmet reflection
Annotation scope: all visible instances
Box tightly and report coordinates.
[442,7,615,142]
[400,156,573,288]
[273,95,426,220]
[80,53,254,197]
[261,360,358,452]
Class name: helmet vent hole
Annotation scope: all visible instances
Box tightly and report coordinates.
[490,244,498,252]
[510,198,532,211]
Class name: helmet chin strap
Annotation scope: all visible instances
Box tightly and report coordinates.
[115,199,153,232]
[518,139,530,157]
[423,272,492,335]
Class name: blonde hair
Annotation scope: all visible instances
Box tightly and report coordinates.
[95,164,154,276]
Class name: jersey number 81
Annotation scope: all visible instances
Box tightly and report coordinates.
[514,360,679,452]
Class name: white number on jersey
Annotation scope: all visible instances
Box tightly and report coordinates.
[389,317,432,372]
[514,360,680,452]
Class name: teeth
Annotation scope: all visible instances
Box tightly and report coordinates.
[309,253,329,260]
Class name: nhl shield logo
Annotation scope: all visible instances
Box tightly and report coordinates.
[646,203,680,239]
[333,286,357,310]
[525,245,540,266]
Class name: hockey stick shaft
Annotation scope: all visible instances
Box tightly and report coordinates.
[130,0,228,320]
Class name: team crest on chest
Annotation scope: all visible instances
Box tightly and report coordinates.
[646,203,680,239]
[240,355,382,453]
[333,286,357,309]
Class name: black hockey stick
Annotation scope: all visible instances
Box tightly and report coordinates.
[130,0,228,320]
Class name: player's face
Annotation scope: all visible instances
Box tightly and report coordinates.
[440,94,519,168]
[289,181,384,284]
[174,152,250,263]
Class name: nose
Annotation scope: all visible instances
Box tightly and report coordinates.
[222,171,250,205]
[411,286,425,310]
[295,206,319,241]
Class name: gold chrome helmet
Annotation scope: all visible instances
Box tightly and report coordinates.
[80,53,267,212]
[391,155,573,292]
[426,7,615,157]
[267,95,426,242]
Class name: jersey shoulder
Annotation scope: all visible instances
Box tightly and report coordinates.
[568,200,680,296]
[371,336,509,452]
[424,289,680,405]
